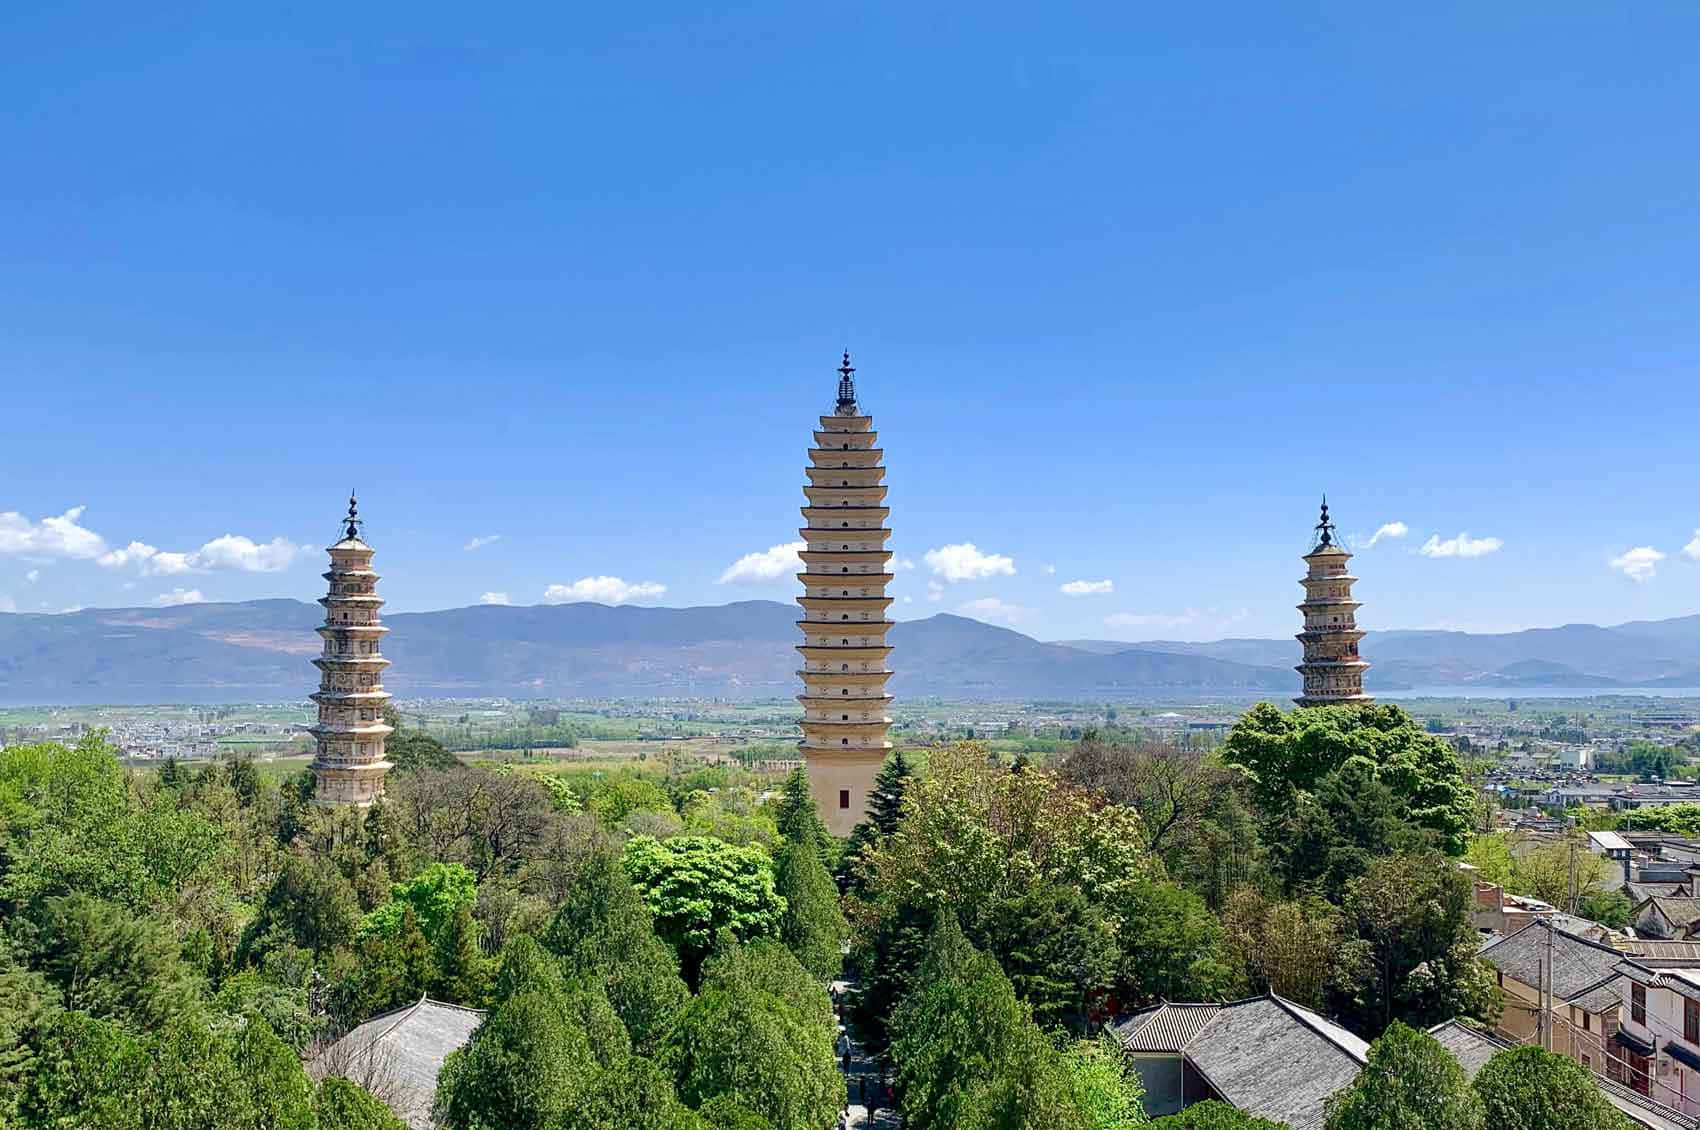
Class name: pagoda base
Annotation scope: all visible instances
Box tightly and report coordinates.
[799,748,888,837]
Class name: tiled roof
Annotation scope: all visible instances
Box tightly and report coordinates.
[1115,995,1366,1129]
[1426,1019,1509,1080]
[1479,921,1627,999]
[1620,939,1700,965]
[311,997,485,1130]
[1644,898,1700,929]
[1430,1018,1700,1130]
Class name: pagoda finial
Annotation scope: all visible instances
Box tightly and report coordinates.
[1314,493,1334,549]
[344,491,362,541]
[835,350,858,413]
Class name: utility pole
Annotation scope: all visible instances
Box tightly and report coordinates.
[1569,834,1580,915]
[1544,918,1556,1052]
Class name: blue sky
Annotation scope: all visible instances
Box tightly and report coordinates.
[3,2,1699,641]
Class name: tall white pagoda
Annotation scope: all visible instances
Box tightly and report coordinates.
[1295,496,1373,706]
[308,494,395,806]
[796,353,895,836]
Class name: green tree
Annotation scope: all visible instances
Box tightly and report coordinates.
[587,775,675,826]
[982,883,1120,1030]
[433,989,597,1130]
[843,751,915,891]
[954,1024,1092,1130]
[773,833,847,980]
[664,985,842,1130]
[1059,1033,1147,1130]
[1149,1101,1287,1129]
[361,862,478,944]
[316,1077,409,1130]
[621,835,786,979]
[230,1017,317,1130]
[540,851,689,1054]
[889,915,1032,1130]
[773,768,830,853]
[565,1054,702,1130]
[1472,1046,1632,1130]
[701,938,835,1034]
[22,893,199,1029]
[1223,703,1476,854]
[1329,853,1498,1036]
[386,728,459,774]
[16,1011,145,1130]
[244,853,363,959]
[698,1094,776,1130]
[431,901,490,1006]
[1323,1021,1483,1130]
[1113,878,1232,1006]
[334,905,436,1024]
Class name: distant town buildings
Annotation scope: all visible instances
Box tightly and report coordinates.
[796,353,894,836]
[1295,497,1373,706]
[308,495,395,806]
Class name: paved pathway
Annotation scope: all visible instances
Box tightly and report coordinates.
[831,978,902,1129]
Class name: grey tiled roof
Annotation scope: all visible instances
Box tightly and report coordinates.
[1429,1018,1700,1130]
[1426,1019,1509,1080]
[1115,995,1367,1129]
[311,996,486,1130]
[1644,898,1700,930]
[1480,921,1627,999]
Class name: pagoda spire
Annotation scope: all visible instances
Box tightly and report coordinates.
[798,353,893,836]
[344,490,362,541]
[1294,496,1371,707]
[835,350,858,414]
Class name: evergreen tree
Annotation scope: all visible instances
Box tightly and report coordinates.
[430,902,489,1006]
[433,989,597,1130]
[774,768,829,852]
[773,834,848,980]
[315,1077,408,1130]
[1472,1045,1632,1130]
[868,751,914,836]
[1323,1021,1483,1130]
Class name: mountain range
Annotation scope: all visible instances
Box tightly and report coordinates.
[3,599,1700,704]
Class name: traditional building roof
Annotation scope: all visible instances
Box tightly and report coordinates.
[1429,1019,1700,1130]
[1619,939,1700,966]
[1479,921,1629,1002]
[1113,994,1367,1129]
[311,997,485,1130]
[1637,897,1700,934]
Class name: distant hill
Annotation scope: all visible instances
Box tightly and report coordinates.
[1067,617,1700,689]
[0,600,1291,705]
[8,599,1700,705]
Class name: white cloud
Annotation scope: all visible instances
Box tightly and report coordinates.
[24,570,39,584]
[1682,530,1700,561]
[1105,611,1195,629]
[194,535,299,572]
[901,595,913,604]
[0,506,108,559]
[1060,579,1114,597]
[479,591,512,605]
[718,541,806,584]
[926,581,944,602]
[1043,564,1056,575]
[1418,532,1503,559]
[98,534,299,575]
[149,588,205,607]
[957,597,1031,625]
[464,534,502,551]
[1366,521,1408,547]
[543,576,667,605]
[924,542,1015,582]
[892,557,916,571]
[1610,546,1665,583]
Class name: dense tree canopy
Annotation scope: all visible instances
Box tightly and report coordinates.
[1322,1022,1483,1130]
[621,835,787,982]
[1472,1046,1632,1130]
[1223,703,1477,854]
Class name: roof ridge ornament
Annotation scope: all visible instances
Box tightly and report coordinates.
[344,491,362,541]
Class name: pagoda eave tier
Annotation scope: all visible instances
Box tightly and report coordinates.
[309,762,396,776]
[798,693,893,704]
[1295,695,1374,706]
[310,690,394,705]
[799,528,892,542]
[797,669,891,683]
[817,414,872,426]
[799,743,894,757]
[796,619,895,629]
[313,658,392,672]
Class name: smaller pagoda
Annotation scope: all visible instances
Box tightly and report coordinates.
[1295,496,1372,706]
[308,494,395,806]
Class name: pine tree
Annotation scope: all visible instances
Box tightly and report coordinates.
[774,768,829,850]
[867,751,914,836]
[431,903,489,1006]
[774,835,849,980]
